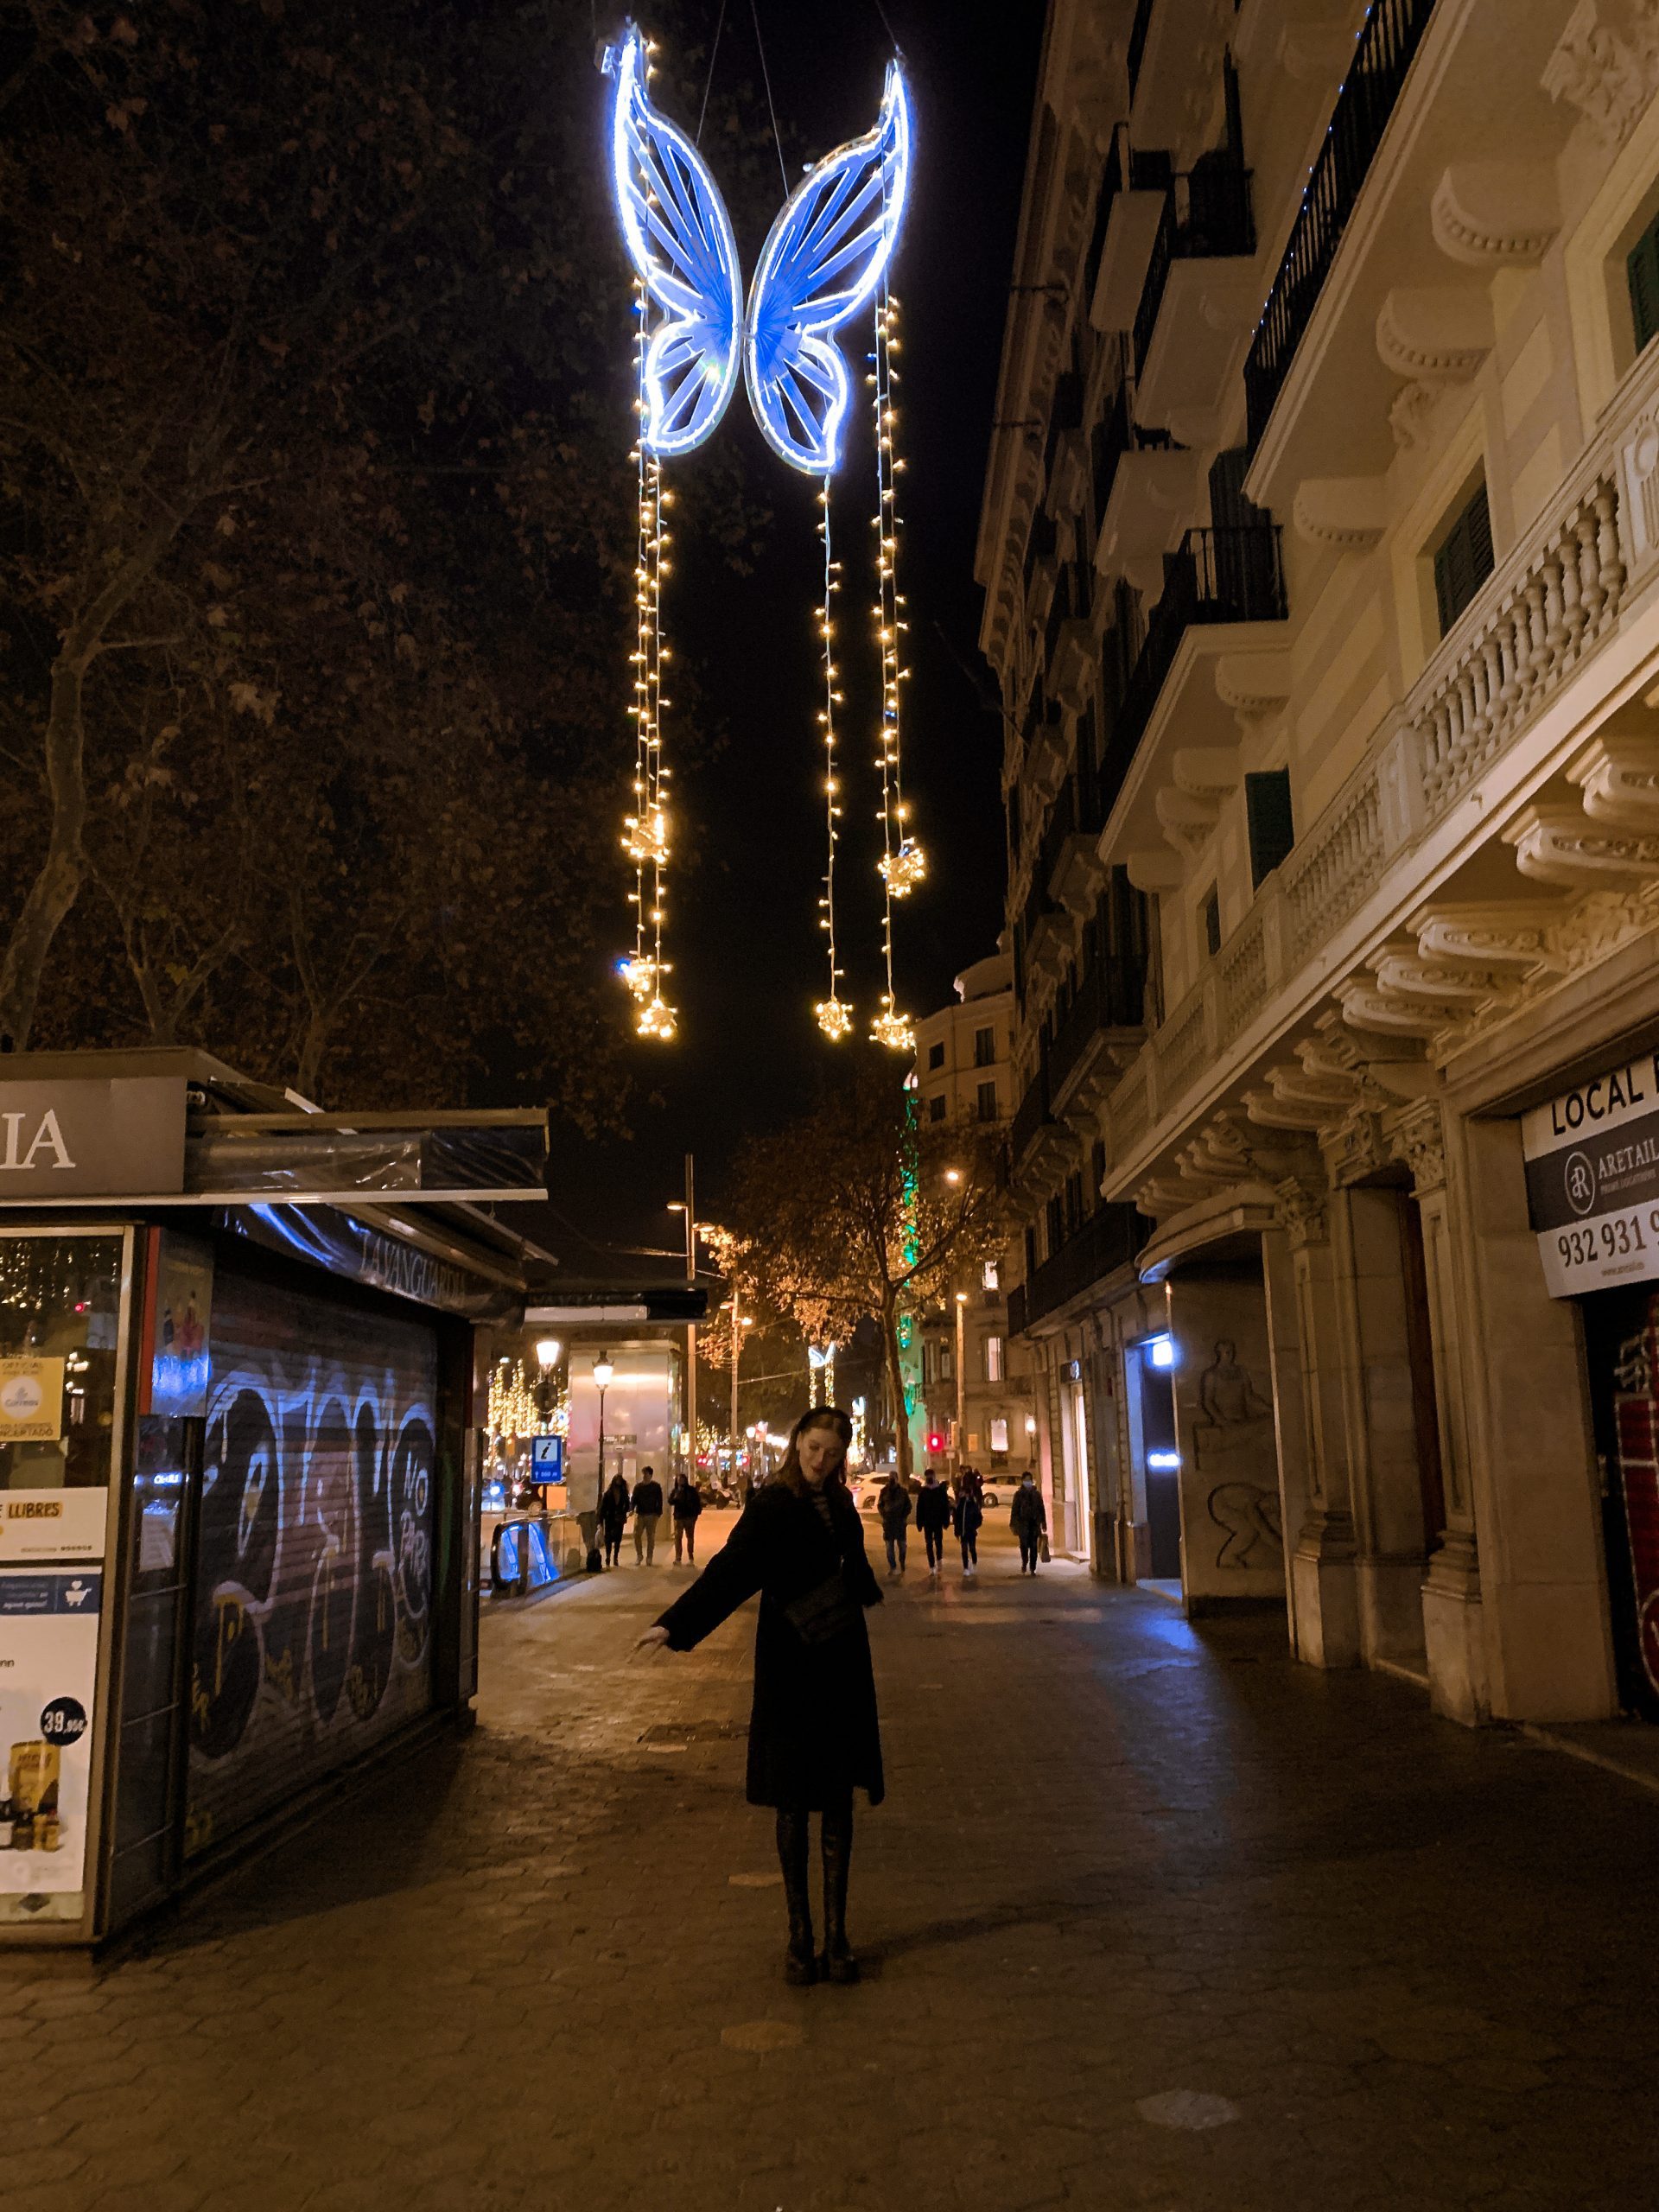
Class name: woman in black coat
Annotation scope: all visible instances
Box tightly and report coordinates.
[599,1471,631,1567]
[636,1405,882,1986]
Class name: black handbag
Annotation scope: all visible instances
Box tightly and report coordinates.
[780,1569,860,1645]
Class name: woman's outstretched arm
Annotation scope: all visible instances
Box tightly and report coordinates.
[649,1497,772,1651]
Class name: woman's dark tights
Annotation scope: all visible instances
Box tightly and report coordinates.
[775,1798,855,1967]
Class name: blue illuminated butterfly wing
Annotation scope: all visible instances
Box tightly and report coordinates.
[604,29,743,456]
[744,62,912,474]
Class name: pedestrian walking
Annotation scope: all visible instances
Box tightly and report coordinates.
[1010,1470,1046,1574]
[914,1467,952,1575]
[599,1471,631,1568]
[954,1476,983,1580]
[876,1471,911,1576]
[632,1465,664,1564]
[636,1406,883,1987]
[670,1471,703,1564]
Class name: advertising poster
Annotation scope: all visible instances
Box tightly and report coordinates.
[1522,1053,1659,1298]
[0,1356,64,1443]
[0,1567,103,1919]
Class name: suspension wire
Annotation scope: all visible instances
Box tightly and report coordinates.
[621,273,677,1043]
[814,479,852,1041]
[868,0,901,54]
[747,0,791,194]
[868,271,919,1055]
[695,0,730,145]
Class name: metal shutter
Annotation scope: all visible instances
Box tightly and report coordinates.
[185,1264,439,1857]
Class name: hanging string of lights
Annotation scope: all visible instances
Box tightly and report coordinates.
[814,480,854,1042]
[620,270,677,1043]
[868,276,918,1053]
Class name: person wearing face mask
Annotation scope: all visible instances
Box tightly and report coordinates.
[636,1406,883,1988]
[1010,1470,1046,1573]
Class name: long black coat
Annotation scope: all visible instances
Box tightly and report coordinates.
[654,1480,884,1810]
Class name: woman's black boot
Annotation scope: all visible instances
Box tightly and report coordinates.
[776,1808,816,1986]
[819,1800,858,1984]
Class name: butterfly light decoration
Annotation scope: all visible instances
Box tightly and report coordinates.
[602,24,912,475]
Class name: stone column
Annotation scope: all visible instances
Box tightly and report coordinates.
[1260,1225,1308,1656]
[1278,1176,1362,1669]
[1429,1105,1617,1724]
[1337,1185,1436,1673]
[1396,1103,1489,1724]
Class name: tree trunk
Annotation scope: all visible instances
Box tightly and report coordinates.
[881,1299,912,1484]
[0,652,91,1049]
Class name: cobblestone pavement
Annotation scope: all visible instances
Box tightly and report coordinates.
[4,1511,1659,2212]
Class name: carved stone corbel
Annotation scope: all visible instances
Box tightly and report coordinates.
[1542,0,1659,149]
[1274,1171,1330,1250]
[1387,1098,1447,1197]
[1292,477,1387,554]
[1504,803,1659,888]
[1567,734,1659,833]
[1430,164,1560,268]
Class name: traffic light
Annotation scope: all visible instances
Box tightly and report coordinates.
[926,1430,945,1456]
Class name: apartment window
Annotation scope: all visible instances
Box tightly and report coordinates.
[976,1080,998,1122]
[1090,1139,1107,1199]
[973,1025,996,1067]
[1629,207,1659,353]
[985,1335,1005,1383]
[1245,769,1295,887]
[1433,478,1494,635]
[1024,1227,1037,1278]
[990,1416,1010,1455]
[1045,1195,1065,1257]
[927,1040,945,1071]
[1201,883,1222,959]
[927,1094,946,1123]
[983,1259,1001,1292]
[940,1345,953,1382]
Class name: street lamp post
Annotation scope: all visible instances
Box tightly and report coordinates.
[954,1293,968,1473]
[667,1153,697,1481]
[586,1351,613,1573]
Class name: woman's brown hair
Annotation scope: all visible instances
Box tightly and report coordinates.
[772,1405,855,1497]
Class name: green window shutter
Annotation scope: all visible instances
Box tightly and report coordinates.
[1433,480,1494,635]
[1629,219,1659,353]
[1245,769,1295,886]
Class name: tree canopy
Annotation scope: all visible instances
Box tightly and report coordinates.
[724,1058,1002,1477]
[0,0,771,1121]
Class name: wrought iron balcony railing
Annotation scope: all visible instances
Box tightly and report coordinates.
[1018,1205,1147,1332]
[1047,950,1146,1100]
[1132,162,1255,376]
[1010,1060,1052,1167]
[1100,523,1286,801]
[1243,0,1437,453]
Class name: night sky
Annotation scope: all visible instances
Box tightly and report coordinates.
[541,0,1044,1274]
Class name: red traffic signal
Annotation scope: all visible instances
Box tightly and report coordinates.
[926,1431,945,1454]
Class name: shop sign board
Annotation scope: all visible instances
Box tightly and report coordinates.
[0,1077,185,1198]
[0,1490,109,1564]
[0,1568,103,1916]
[1522,1052,1659,1297]
[0,1356,64,1441]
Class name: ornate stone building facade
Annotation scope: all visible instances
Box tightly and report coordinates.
[980,0,1659,1722]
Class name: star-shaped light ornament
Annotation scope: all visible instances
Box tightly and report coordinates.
[815,995,855,1042]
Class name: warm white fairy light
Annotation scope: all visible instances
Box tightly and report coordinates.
[868,278,918,1052]
[814,478,854,1042]
[620,259,677,1042]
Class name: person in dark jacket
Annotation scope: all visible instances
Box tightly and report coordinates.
[914,1468,952,1574]
[876,1471,912,1576]
[670,1471,704,1564]
[599,1471,631,1567]
[953,1474,983,1580]
[1010,1471,1046,1573]
[632,1465,664,1565]
[637,1405,882,1987]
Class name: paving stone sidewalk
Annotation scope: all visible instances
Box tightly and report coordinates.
[3,1511,1658,2212]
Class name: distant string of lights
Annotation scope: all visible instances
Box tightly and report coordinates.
[814,481,854,1042]
[620,271,677,1043]
[868,279,918,1054]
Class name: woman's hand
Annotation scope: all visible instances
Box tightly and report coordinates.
[634,1625,671,1655]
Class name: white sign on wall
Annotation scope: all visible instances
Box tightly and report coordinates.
[0,1490,111,1565]
[1522,1051,1659,1298]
